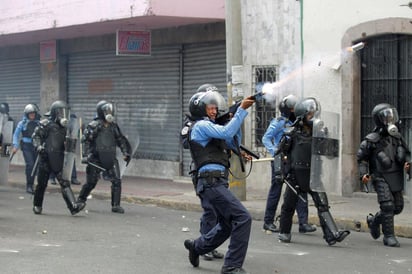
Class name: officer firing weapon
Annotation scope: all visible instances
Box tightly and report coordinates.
[283,178,307,203]
[215,91,265,125]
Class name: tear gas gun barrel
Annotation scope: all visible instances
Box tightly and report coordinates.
[216,91,265,125]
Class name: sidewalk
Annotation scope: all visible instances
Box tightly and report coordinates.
[6,165,412,238]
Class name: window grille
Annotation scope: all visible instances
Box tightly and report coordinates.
[252,65,278,150]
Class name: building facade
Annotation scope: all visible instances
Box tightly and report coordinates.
[0,0,226,179]
[238,0,412,196]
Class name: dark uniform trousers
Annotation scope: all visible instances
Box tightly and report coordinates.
[264,161,308,225]
[194,176,251,268]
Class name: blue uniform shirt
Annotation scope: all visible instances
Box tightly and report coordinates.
[190,107,248,173]
[13,116,39,149]
[262,117,290,156]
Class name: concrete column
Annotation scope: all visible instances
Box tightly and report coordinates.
[39,42,67,114]
[226,0,246,200]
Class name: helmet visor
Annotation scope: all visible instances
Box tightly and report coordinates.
[301,98,320,119]
[199,91,228,118]
[101,103,114,116]
[378,108,399,125]
[54,107,68,120]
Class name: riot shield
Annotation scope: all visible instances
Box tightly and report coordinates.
[0,120,14,185]
[115,123,140,179]
[404,128,412,209]
[310,111,340,194]
[61,115,79,183]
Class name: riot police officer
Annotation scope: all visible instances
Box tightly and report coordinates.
[78,100,131,214]
[357,103,410,247]
[277,97,350,245]
[0,102,14,144]
[261,94,316,234]
[183,86,255,274]
[32,100,85,215]
[12,104,40,193]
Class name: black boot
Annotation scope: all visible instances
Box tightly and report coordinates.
[319,211,350,245]
[381,214,400,247]
[62,186,85,215]
[111,183,124,213]
[366,212,381,239]
[78,183,94,203]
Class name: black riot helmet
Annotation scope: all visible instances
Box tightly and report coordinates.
[96,100,115,123]
[189,84,227,120]
[372,103,399,127]
[279,94,298,120]
[372,103,400,136]
[49,100,69,127]
[294,97,320,126]
[0,103,9,114]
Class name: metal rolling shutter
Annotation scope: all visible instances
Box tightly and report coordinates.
[181,41,227,176]
[0,58,40,120]
[67,45,181,161]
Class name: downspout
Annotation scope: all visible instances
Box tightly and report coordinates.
[300,0,304,98]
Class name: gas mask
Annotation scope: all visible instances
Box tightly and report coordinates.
[101,103,115,123]
[54,107,69,127]
[378,108,399,137]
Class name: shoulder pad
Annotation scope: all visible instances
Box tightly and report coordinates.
[365,132,380,143]
[39,119,50,126]
[88,120,100,128]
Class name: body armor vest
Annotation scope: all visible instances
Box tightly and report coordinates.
[290,130,312,191]
[45,122,66,173]
[368,134,406,192]
[189,138,229,170]
[22,120,37,138]
[95,124,117,170]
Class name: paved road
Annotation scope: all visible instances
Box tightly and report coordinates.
[1,186,411,274]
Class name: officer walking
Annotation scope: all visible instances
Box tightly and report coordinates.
[183,85,255,274]
[262,94,316,234]
[12,104,40,193]
[357,103,410,247]
[78,100,131,214]
[32,100,85,215]
[277,97,350,245]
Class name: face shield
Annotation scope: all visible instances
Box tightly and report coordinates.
[101,103,115,123]
[378,107,399,136]
[301,98,320,125]
[55,107,69,127]
[198,91,228,120]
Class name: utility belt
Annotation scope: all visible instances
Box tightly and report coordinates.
[197,170,228,188]
[198,170,228,179]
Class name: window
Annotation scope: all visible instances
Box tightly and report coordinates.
[252,65,278,149]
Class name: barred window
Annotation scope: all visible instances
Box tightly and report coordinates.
[252,66,278,148]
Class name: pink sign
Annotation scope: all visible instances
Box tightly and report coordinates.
[116,30,151,56]
[40,40,57,63]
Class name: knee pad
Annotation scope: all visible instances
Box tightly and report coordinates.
[380,200,394,213]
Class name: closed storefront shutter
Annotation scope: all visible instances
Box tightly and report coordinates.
[67,45,181,161]
[0,57,40,120]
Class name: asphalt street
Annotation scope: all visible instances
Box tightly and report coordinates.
[1,186,412,274]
